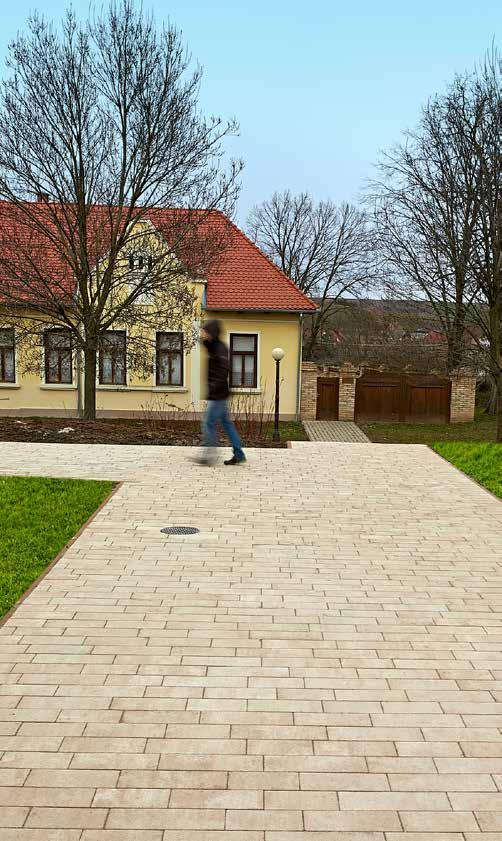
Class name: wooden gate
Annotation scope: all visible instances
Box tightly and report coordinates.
[316,377,339,420]
[355,371,451,424]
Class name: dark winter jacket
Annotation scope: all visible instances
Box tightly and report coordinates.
[203,320,230,401]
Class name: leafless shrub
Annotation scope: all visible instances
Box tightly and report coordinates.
[229,386,274,440]
[138,396,196,438]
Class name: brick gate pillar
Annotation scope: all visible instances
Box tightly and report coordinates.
[450,368,476,423]
[339,364,359,421]
[300,362,318,420]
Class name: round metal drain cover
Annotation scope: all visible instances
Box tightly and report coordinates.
[161,526,199,536]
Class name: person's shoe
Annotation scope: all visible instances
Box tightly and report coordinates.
[224,455,246,466]
[190,456,215,467]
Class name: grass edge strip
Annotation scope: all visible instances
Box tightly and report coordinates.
[0,480,121,629]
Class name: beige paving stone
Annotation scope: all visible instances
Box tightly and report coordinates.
[314,741,396,757]
[62,736,147,752]
[386,835,463,840]
[475,812,502,830]
[0,769,30,785]
[0,786,94,806]
[0,832,82,841]
[264,756,367,772]
[390,772,496,790]
[265,790,339,810]
[119,770,228,789]
[81,832,163,841]
[26,806,108,828]
[225,810,303,830]
[157,754,262,771]
[106,807,225,829]
[0,806,30,827]
[462,742,502,757]
[229,772,299,789]
[395,741,463,757]
[248,740,314,755]
[69,752,159,770]
[169,788,263,809]
[92,787,172,807]
[161,834,264,841]
[340,791,451,810]
[366,757,435,773]
[300,773,388,791]
[303,810,401,831]
[449,792,502,810]
[147,737,246,754]
[266,834,384,841]
[399,811,479,831]
[26,768,119,787]
[0,751,73,769]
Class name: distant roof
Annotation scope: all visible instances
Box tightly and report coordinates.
[0,202,316,314]
[317,297,435,314]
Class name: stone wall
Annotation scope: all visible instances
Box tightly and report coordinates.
[450,369,476,423]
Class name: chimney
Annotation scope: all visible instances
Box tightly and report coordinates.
[36,192,49,202]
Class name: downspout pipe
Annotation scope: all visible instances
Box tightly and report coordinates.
[296,313,304,421]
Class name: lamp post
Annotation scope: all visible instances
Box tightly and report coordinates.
[272,347,285,442]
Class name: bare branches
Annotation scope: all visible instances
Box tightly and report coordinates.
[247,191,374,357]
[371,48,501,380]
[0,0,242,418]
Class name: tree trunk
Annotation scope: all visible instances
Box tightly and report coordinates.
[497,370,502,443]
[484,373,498,414]
[447,303,465,373]
[488,293,502,441]
[305,313,322,360]
[83,343,97,421]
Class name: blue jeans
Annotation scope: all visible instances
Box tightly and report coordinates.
[203,399,245,460]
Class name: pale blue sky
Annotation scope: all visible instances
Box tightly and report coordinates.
[0,1,500,223]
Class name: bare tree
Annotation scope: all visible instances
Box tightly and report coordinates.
[0,1,242,418]
[247,191,374,358]
[372,46,501,435]
[371,72,484,373]
[463,48,502,437]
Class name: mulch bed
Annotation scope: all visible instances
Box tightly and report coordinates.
[0,417,286,447]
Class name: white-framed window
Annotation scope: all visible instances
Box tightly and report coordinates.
[0,327,15,383]
[128,251,156,305]
[44,329,73,384]
[156,332,183,386]
[128,252,153,273]
[230,333,258,388]
[99,330,126,385]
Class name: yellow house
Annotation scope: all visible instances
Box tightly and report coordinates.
[0,209,315,420]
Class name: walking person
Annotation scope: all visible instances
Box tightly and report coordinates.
[194,319,246,466]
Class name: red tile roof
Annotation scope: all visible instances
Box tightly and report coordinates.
[0,202,315,313]
[200,212,316,312]
[147,208,316,312]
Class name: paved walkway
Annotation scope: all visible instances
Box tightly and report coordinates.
[1,441,502,839]
[304,421,370,443]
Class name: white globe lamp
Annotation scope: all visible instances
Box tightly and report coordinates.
[272,347,285,441]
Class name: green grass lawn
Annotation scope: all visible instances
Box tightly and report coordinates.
[274,421,308,442]
[433,442,502,500]
[0,477,114,619]
[361,410,496,444]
